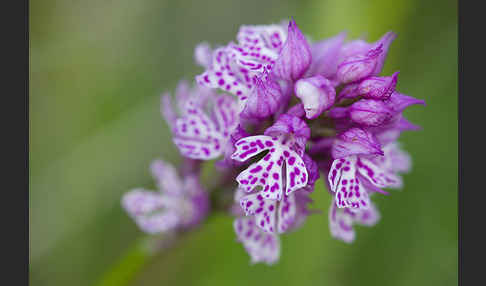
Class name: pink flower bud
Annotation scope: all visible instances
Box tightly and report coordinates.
[358,72,399,100]
[350,99,393,126]
[337,45,382,84]
[332,128,383,159]
[272,19,312,82]
[240,76,284,119]
[294,75,336,119]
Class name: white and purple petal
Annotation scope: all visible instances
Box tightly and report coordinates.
[234,216,281,265]
[328,156,370,209]
[150,160,183,196]
[121,189,181,234]
[329,198,380,243]
[231,135,308,200]
[356,156,402,189]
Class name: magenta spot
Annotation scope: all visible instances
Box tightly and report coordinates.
[239,148,258,159]
[288,157,296,165]
[273,173,279,180]
[250,166,262,173]
[266,162,274,171]
[265,141,274,147]
[283,151,290,157]
[290,173,295,188]
[294,167,300,175]
[256,140,264,149]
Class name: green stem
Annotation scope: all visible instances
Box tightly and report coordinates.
[95,237,155,286]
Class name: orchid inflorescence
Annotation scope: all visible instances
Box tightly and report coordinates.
[121,18,425,265]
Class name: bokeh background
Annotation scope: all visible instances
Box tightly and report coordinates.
[30,0,457,285]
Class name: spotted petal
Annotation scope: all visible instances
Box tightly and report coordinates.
[121,189,181,234]
[231,135,308,200]
[234,216,280,265]
[239,192,278,233]
[150,160,183,196]
[173,95,238,160]
[329,199,380,243]
[357,156,403,189]
[173,100,222,159]
[329,199,355,243]
[328,156,370,209]
[212,95,239,137]
[196,47,253,98]
[277,193,297,233]
[229,24,287,74]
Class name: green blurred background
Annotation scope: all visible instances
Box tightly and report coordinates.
[30,0,457,285]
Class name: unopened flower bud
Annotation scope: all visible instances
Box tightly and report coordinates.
[350,99,393,126]
[241,76,283,119]
[337,45,382,84]
[332,127,383,159]
[358,72,399,100]
[272,19,312,82]
[294,75,336,119]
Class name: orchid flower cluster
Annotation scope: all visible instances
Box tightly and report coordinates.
[121,18,424,265]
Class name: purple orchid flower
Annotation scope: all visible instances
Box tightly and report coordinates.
[231,114,310,200]
[123,19,426,265]
[121,160,209,234]
[161,82,240,160]
[329,197,380,243]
